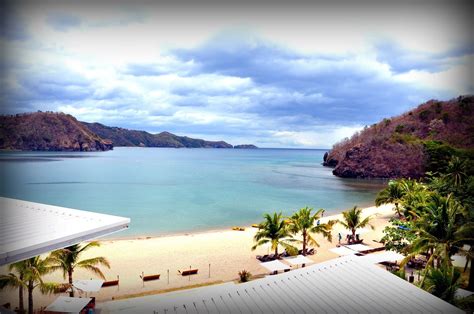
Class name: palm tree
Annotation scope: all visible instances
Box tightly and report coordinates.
[252,212,295,256]
[49,241,110,297]
[401,188,431,220]
[287,207,336,255]
[339,206,374,241]
[443,156,468,187]
[23,256,57,314]
[403,194,474,285]
[421,265,461,304]
[375,180,406,217]
[0,261,28,313]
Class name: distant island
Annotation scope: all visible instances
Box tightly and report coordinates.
[0,112,258,151]
[234,144,258,149]
[323,95,474,179]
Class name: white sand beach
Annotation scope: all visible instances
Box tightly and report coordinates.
[0,204,396,310]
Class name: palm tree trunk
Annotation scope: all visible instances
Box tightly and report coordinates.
[18,274,25,314]
[18,286,25,314]
[27,280,33,314]
[68,269,74,297]
[302,230,307,255]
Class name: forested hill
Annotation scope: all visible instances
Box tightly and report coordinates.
[0,112,113,151]
[82,122,233,148]
[323,95,474,179]
[0,111,236,151]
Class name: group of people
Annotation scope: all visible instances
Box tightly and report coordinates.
[337,232,361,244]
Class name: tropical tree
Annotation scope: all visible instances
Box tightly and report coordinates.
[401,188,431,220]
[49,242,110,297]
[287,207,336,255]
[375,180,406,217]
[403,194,474,285]
[23,256,58,314]
[442,156,469,187]
[252,212,296,256]
[0,261,27,313]
[339,206,375,241]
[407,194,472,265]
[421,265,461,304]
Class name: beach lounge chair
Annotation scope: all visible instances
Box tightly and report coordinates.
[141,273,160,281]
[307,248,315,255]
[179,269,198,276]
[102,276,119,287]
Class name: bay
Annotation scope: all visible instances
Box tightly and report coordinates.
[0,147,385,237]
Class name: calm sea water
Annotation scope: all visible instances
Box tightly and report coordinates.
[0,148,385,237]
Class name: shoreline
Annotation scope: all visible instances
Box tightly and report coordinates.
[0,204,396,310]
[99,201,382,241]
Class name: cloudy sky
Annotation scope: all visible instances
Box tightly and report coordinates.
[1,0,472,148]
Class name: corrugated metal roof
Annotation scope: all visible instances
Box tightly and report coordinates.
[99,256,462,313]
[0,197,130,265]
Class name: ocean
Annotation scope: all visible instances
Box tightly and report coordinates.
[0,147,385,237]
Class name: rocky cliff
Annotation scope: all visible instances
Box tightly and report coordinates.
[0,112,113,151]
[323,95,474,178]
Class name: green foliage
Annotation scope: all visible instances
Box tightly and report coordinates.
[421,266,461,304]
[419,109,431,121]
[338,206,374,238]
[391,268,407,280]
[381,219,416,253]
[238,270,251,283]
[455,294,474,312]
[383,118,391,126]
[252,212,296,255]
[287,207,336,254]
[49,241,110,297]
[395,124,405,133]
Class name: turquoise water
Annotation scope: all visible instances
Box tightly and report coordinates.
[0,148,385,237]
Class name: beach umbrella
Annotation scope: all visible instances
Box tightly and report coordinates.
[73,279,104,293]
[260,260,290,273]
[283,255,313,267]
[344,244,373,252]
[329,246,357,256]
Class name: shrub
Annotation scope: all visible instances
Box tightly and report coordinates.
[419,110,430,121]
[383,118,391,126]
[395,124,405,133]
[238,270,251,282]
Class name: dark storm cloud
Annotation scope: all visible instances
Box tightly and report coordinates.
[169,33,440,123]
[374,40,471,74]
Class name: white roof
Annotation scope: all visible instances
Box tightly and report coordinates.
[46,296,92,313]
[73,279,104,292]
[329,246,356,256]
[98,256,462,313]
[358,251,405,264]
[344,243,373,252]
[283,254,313,266]
[259,260,290,272]
[0,197,130,265]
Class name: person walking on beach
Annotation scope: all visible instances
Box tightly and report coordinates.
[338,232,342,244]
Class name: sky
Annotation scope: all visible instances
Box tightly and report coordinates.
[1,0,473,148]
